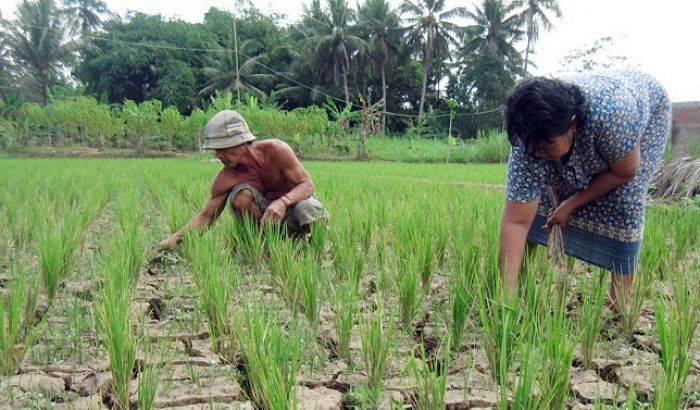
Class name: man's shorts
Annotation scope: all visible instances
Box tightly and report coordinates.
[228,183,328,232]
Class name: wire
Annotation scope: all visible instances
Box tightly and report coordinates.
[1,22,504,119]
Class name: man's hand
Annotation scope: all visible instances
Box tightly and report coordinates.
[157,235,180,252]
[544,198,575,231]
[261,199,288,225]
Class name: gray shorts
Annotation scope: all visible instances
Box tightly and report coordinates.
[228,183,328,231]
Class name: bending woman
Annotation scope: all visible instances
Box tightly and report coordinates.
[499,70,671,304]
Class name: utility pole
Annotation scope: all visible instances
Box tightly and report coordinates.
[232,3,241,107]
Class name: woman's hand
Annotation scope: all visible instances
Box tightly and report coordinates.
[544,198,576,231]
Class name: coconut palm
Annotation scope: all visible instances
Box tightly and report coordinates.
[301,0,368,105]
[200,38,275,99]
[63,0,114,34]
[515,0,561,75]
[463,0,523,73]
[400,0,466,119]
[358,0,401,134]
[1,0,78,104]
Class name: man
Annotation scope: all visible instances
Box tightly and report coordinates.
[158,110,328,250]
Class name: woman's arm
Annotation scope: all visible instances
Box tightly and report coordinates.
[545,143,640,230]
[499,200,539,291]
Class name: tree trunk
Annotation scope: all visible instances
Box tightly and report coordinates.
[523,25,533,75]
[342,72,350,105]
[381,63,387,136]
[418,64,428,119]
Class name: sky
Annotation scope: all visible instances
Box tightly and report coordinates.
[2,0,699,102]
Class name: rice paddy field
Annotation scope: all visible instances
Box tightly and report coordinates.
[0,157,699,409]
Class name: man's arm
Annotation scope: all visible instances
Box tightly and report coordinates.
[499,199,539,291]
[158,171,233,250]
[261,141,314,224]
[545,143,640,230]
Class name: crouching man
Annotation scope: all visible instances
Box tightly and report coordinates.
[158,110,328,250]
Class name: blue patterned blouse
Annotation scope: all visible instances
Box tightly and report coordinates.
[506,70,671,243]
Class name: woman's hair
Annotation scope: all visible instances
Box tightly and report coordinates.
[505,77,585,151]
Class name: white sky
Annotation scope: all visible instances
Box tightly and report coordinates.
[2,0,698,102]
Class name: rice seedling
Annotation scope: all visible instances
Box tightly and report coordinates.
[331,279,359,364]
[653,269,699,409]
[619,271,653,337]
[0,263,41,375]
[360,306,394,405]
[184,231,239,360]
[232,215,267,267]
[38,219,82,302]
[330,229,363,287]
[137,341,169,410]
[577,270,608,369]
[408,339,450,409]
[95,251,137,410]
[449,241,478,351]
[296,254,321,333]
[395,248,423,328]
[534,288,576,410]
[236,301,302,410]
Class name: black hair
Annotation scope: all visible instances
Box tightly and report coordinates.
[505,77,585,152]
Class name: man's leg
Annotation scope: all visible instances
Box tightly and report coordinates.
[285,195,328,236]
[230,189,263,220]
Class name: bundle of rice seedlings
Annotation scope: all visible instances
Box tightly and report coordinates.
[547,186,567,270]
[650,157,700,200]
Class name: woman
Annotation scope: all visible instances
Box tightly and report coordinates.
[499,70,671,304]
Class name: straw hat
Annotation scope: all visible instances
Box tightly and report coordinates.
[202,110,256,150]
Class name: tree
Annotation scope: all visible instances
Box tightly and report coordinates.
[302,0,368,104]
[199,38,275,101]
[516,0,561,75]
[400,0,465,119]
[451,0,523,129]
[358,0,401,134]
[1,0,78,104]
[63,0,114,34]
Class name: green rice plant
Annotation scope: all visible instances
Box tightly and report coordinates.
[307,219,328,262]
[395,249,423,328]
[619,271,653,337]
[408,339,450,409]
[137,341,168,410]
[331,279,359,364]
[233,215,266,267]
[330,229,363,287]
[360,306,394,405]
[38,219,83,302]
[449,241,478,351]
[296,254,321,333]
[236,302,302,410]
[577,270,608,369]
[95,252,137,410]
[184,232,239,360]
[0,263,41,375]
[535,289,576,410]
[474,267,523,407]
[512,334,538,409]
[653,269,699,409]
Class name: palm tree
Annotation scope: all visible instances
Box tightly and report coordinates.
[515,0,561,75]
[358,0,401,134]
[200,38,275,100]
[400,0,465,119]
[459,0,523,110]
[302,0,368,105]
[63,0,114,34]
[463,0,523,72]
[1,0,77,104]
